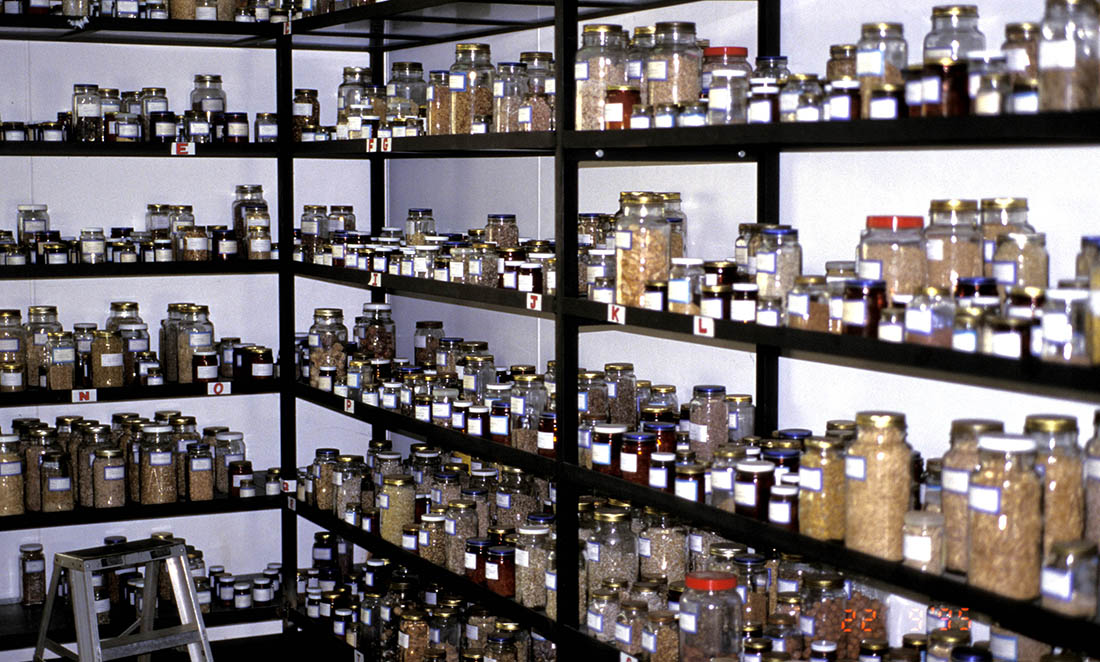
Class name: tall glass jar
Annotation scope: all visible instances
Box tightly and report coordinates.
[449,43,494,135]
[387,61,426,119]
[307,308,348,388]
[510,374,547,453]
[925,199,982,292]
[845,411,912,560]
[519,51,555,132]
[492,62,528,133]
[799,437,846,543]
[1003,22,1040,90]
[755,227,802,299]
[357,303,396,360]
[857,23,908,117]
[232,185,268,241]
[858,215,926,305]
[968,434,1041,599]
[585,507,637,591]
[639,510,687,583]
[337,66,370,127]
[627,26,656,104]
[689,385,727,463]
[1024,414,1084,556]
[979,197,1033,274]
[924,5,986,65]
[292,88,320,142]
[678,571,742,661]
[992,232,1049,290]
[485,214,520,249]
[1038,0,1100,112]
[942,419,1003,574]
[576,24,627,130]
[615,193,669,307]
[647,22,702,106]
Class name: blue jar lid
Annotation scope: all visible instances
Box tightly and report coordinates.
[776,428,812,439]
[693,384,726,395]
[762,227,796,236]
[762,448,800,458]
[642,421,677,430]
[950,647,992,662]
[623,432,656,443]
[846,278,886,288]
[527,512,555,524]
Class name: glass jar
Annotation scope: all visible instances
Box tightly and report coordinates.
[923,5,986,79]
[307,308,347,388]
[449,43,494,135]
[703,46,752,92]
[778,74,824,122]
[1038,0,1100,112]
[414,320,444,367]
[587,587,620,643]
[734,460,775,520]
[980,197,1033,272]
[845,412,912,560]
[1024,414,1084,556]
[139,428,176,505]
[798,437,846,542]
[1040,539,1098,617]
[647,22,702,106]
[492,61,528,133]
[386,61,426,119]
[968,433,1041,599]
[639,509,687,583]
[858,215,926,306]
[992,232,1048,290]
[519,51,555,132]
[21,543,46,606]
[689,385,727,463]
[1040,288,1089,362]
[380,474,416,546]
[942,419,1004,573]
[902,510,945,574]
[841,279,887,337]
[615,194,669,307]
[576,24,627,130]
[857,23,908,117]
[679,571,742,660]
[756,227,802,299]
[292,88,320,142]
[586,507,637,591]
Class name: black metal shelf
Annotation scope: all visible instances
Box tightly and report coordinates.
[0,583,281,652]
[291,498,618,660]
[561,463,1100,654]
[562,298,1100,402]
[295,263,555,318]
[562,112,1100,161]
[0,379,280,408]
[291,132,555,158]
[0,141,278,158]
[0,493,281,533]
[287,0,702,52]
[284,608,358,660]
[0,14,279,47]
[0,260,277,280]
[295,383,558,478]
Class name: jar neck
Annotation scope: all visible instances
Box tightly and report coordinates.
[631,34,655,49]
[932,15,980,31]
[655,29,697,45]
[582,32,624,48]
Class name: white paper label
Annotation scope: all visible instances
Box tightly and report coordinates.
[587,611,603,632]
[649,466,668,488]
[100,353,124,367]
[969,484,1001,514]
[941,467,970,494]
[756,251,777,274]
[749,99,772,123]
[620,452,638,474]
[923,76,942,104]
[48,477,71,491]
[904,533,934,562]
[574,62,589,81]
[712,468,733,491]
[842,300,867,326]
[800,615,815,635]
[734,480,757,506]
[679,612,697,633]
[991,634,1018,661]
[857,49,885,76]
[846,455,866,481]
[769,500,791,523]
[1040,39,1077,70]
[991,331,1022,359]
[730,299,756,322]
[646,60,668,81]
[869,97,898,119]
[1041,567,1073,601]
[604,102,624,123]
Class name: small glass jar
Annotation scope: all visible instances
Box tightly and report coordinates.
[992,232,1048,290]
[254,113,278,142]
[679,571,742,660]
[1038,0,1099,112]
[689,385,727,462]
[734,460,775,520]
[902,510,946,574]
[779,74,824,122]
[841,279,887,337]
[21,544,46,606]
[755,228,802,299]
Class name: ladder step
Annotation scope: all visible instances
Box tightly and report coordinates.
[99,624,203,661]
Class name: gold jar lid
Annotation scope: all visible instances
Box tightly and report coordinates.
[950,418,1004,437]
[456,42,490,51]
[804,573,844,589]
[745,638,773,652]
[604,362,634,373]
[777,591,801,604]
[726,393,752,404]
[795,275,826,286]
[930,198,979,213]
[651,384,676,394]
[862,22,903,33]
[401,610,427,622]
[804,436,843,450]
[675,462,706,476]
[594,507,628,522]
[313,307,342,318]
[714,444,747,460]
[1023,414,1077,434]
[1004,22,1038,40]
[708,542,745,559]
[856,411,906,429]
[583,23,623,34]
[382,474,414,486]
[932,5,978,18]
[980,196,1028,211]
[929,629,970,646]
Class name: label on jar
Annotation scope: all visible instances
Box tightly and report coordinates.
[991,331,1022,359]
[700,297,724,319]
[76,102,101,118]
[197,365,218,380]
[799,466,823,491]
[189,121,210,136]
[769,500,791,524]
[922,75,942,104]
[401,532,417,550]
[778,91,798,113]
[1040,39,1077,70]
[494,491,512,510]
[615,230,633,250]
[293,102,313,117]
[734,480,756,506]
[414,404,431,422]
[857,258,882,280]
[448,73,468,91]
[509,395,526,413]
[856,49,885,76]
[795,105,821,122]
[603,102,624,124]
[646,60,668,81]
[799,614,816,636]
[467,416,483,436]
[24,559,45,573]
[689,422,708,443]
[748,99,772,123]
[190,331,213,347]
[904,534,934,564]
[879,322,903,343]
[1040,567,1073,601]
[828,94,852,120]
[940,467,970,494]
[968,484,1000,514]
[489,415,508,435]
[52,348,76,364]
[418,530,430,547]
[785,292,810,318]
[712,467,733,490]
[0,461,21,476]
[99,352,124,367]
[377,493,390,509]
[586,611,603,632]
[991,633,1018,661]
[592,440,612,465]
[48,476,71,491]
[532,430,554,450]
[667,277,692,304]
[756,251,777,274]
[258,124,278,138]
[586,540,600,562]
[630,115,652,129]
[953,329,978,352]
[730,299,756,322]
[154,121,176,137]
[649,466,668,488]
[992,260,1017,285]
[642,630,657,653]
[0,338,19,352]
[614,623,632,644]
[845,455,866,481]
[757,309,780,327]
[842,300,867,326]
[397,631,410,649]
[868,97,897,119]
[125,337,148,352]
[678,611,697,634]
[190,457,212,473]
[620,452,638,474]
[431,401,451,420]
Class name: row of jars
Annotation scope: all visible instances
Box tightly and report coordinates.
[580,3,1100,132]
[19,534,281,628]
[0,411,274,516]
[0,77,279,144]
[0,0,299,22]
[299,547,557,662]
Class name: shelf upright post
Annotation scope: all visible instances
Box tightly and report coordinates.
[275,27,299,614]
[755,0,781,434]
[553,0,583,651]
[367,22,392,449]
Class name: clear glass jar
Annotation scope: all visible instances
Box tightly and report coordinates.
[379,474,416,546]
[615,193,669,307]
[902,510,945,574]
[413,320,444,367]
[1040,288,1089,362]
[679,571,742,660]
[925,199,982,292]
[492,61,528,133]
[968,434,1041,599]
[1040,539,1097,617]
[576,24,628,130]
[307,308,347,389]
[336,66,369,127]
[858,215,926,305]
[485,213,520,250]
[587,587,620,643]
[1038,0,1100,112]
[519,51,555,132]
[16,204,49,246]
[292,88,320,142]
[980,197,1033,273]
[1004,22,1041,85]
[992,232,1048,290]
[585,507,637,591]
[845,411,912,560]
[798,437,845,542]
[857,23,908,117]
[689,385,727,463]
[515,525,551,608]
[404,208,435,246]
[904,286,955,347]
[639,510,687,583]
[707,69,751,125]
[779,74,824,122]
[1025,414,1084,557]
[755,227,802,299]
[703,46,752,92]
[647,21,702,106]
[386,61,426,119]
[78,227,107,264]
[510,374,547,453]
[72,84,103,143]
[924,5,986,65]
[627,26,656,104]
[449,43,494,135]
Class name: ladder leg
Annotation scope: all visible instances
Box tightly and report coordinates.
[165,555,212,662]
[69,565,100,662]
[33,565,64,662]
[138,561,158,662]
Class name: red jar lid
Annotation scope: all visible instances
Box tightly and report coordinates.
[865,215,924,230]
[684,571,737,591]
[704,46,749,57]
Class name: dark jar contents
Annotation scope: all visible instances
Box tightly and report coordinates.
[489,400,511,444]
[619,431,656,485]
[192,350,219,383]
[767,484,799,531]
[641,420,678,452]
[841,278,887,337]
[649,452,676,493]
[923,59,970,117]
[228,459,253,498]
[674,463,706,503]
[536,411,557,459]
[485,546,516,597]
[592,424,626,477]
[734,459,776,520]
[465,537,492,586]
[604,85,641,130]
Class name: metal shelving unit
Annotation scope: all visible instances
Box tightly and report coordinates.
[0,260,278,280]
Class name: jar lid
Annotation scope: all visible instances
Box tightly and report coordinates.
[862,639,890,652]
[811,641,839,652]
[382,474,414,486]
[929,198,979,213]
[623,432,655,443]
[866,215,923,230]
[1023,414,1077,434]
[735,460,775,473]
[684,571,736,591]
[416,320,444,328]
[704,46,748,56]
[929,629,971,645]
[594,507,628,522]
[593,424,629,434]
[804,436,843,451]
[676,463,705,475]
[517,525,550,536]
[932,5,978,18]
[950,418,1004,437]
[950,647,991,662]
[20,543,43,553]
[487,546,515,557]
[770,485,799,498]
[855,411,906,429]
[650,452,676,462]
[976,433,1037,454]
[422,513,445,523]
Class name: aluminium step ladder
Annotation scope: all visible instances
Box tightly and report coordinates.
[33,537,213,662]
